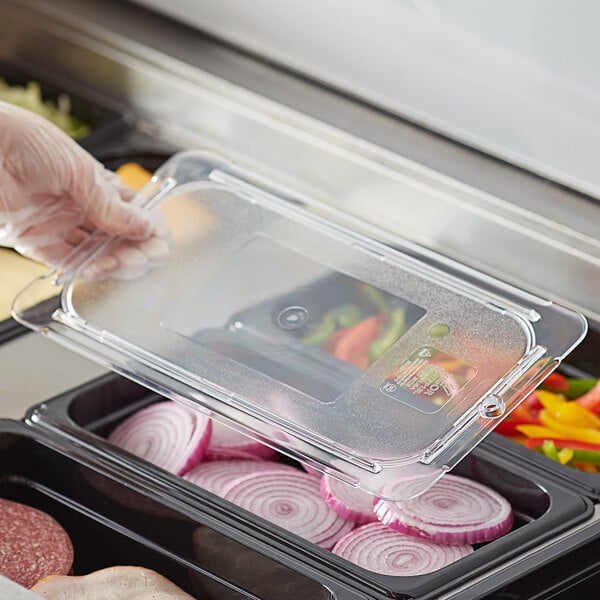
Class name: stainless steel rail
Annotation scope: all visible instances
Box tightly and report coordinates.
[1,0,598,323]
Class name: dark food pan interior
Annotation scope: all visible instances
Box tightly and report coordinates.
[28,374,593,599]
[0,422,339,600]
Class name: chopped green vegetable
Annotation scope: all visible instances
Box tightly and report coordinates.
[0,78,91,139]
[369,309,405,362]
[302,304,364,346]
[541,440,560,462]
[302,311,337,346]
[564,378,598,400]
[359,284,388,315]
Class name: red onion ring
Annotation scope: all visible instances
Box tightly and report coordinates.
[205,420,278,461]
[374,474,513,545]
[221,470,355,549]
[320,474,377,525]
[108,401,211,476]
[332,522,473,576]
[183,460,295,497]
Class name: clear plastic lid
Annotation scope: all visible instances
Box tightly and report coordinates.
[13,151,588,499]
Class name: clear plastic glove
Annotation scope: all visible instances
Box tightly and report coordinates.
[0,101,170,279]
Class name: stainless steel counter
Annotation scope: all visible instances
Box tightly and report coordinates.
[1,0,598,323]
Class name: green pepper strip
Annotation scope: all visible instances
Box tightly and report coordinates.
[302,305,363,346]
[564,378,598,400]
[369,308,405,362]
[570,449,600,465]
[302,312,337,345]
[360,284,388,315]
[542,440,560,462]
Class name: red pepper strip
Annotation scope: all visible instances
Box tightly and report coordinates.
[541,372,569,392]
[511,394,542,422]
[495,416,539,437]
[575,381,600,414]
[495,393,543,436]
[333,314,385,369]
[524,438,600,452]
[322,326,352,354]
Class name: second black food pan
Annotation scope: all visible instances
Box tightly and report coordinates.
[488,328,600,501]
[0,60,132,152]
[26,373,595,599]
[0,419,361,600]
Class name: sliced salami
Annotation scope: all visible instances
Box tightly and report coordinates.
[0,498,74,589]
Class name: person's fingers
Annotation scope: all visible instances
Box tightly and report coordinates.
[82,183,155,240]
[101,168,136,202]
[14,206,82,247]
[65,227,91,247]
[81,254,120,281]
[79,222,172,281]
[61,153,154,240]
[15,241,75,266]
[136,236,171,263]
[82,242,148,281]
[118,186,137,202]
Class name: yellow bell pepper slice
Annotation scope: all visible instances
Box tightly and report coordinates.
[557,448,574,465]
[540,411,600,444]
[516,424,568,439]
[538,390,600,429]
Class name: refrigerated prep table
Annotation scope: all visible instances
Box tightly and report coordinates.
[0,0,599,598]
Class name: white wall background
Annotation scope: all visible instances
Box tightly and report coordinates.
[134,0,600,198]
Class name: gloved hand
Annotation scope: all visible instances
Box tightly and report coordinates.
[0,101,170,279]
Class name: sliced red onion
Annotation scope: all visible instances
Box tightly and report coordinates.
[205,420,278,461]
[221,469,355,549]
[107,401,211,476]
[183,460,296,497]
[374,474,513,545]
[320,474,377,525]
[332,522,472,576]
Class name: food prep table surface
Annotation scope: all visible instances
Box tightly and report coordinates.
[0,333,107,419]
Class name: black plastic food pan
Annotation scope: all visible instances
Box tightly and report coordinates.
[0,420,363,600]
[26,373,595,600]
[0,60,132,152]
[0,318,25,345]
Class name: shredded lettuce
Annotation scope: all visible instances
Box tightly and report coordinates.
[0,78,91,139]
